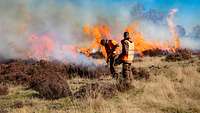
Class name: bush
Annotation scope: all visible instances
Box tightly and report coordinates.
[0,59,109,99]
[28,73,72,99]
[165,49,192,62]
[142,48,170,57]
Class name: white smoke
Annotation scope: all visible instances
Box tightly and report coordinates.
[0,1,199,64]
[167,8,178,36]
[139,20,171,42]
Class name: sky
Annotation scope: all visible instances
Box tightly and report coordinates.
[55,0,200,28]
[137,0,200,28]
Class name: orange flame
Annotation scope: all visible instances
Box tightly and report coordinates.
[125,22,174,55]
[81,24,111,58]
[80,22,180,58]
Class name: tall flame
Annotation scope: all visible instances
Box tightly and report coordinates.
[80,9,181,58]
[81,24,111,58]
[80,21,178,57]
[24,9,181,62]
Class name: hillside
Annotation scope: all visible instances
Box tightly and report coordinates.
[0,56,200,113]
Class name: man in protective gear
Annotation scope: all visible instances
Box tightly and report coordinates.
[100,39,120,78]
[117,32,134,89]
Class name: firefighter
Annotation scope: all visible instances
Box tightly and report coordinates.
[100,39,120,78]
[117,32,134,89]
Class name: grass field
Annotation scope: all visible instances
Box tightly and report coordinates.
[0,56,200,113]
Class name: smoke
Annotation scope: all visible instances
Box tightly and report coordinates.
[0,1,199,64]
[167,8,178,36]
[0,0,102,64]
[139,21,171,42]
[167,8,180,48]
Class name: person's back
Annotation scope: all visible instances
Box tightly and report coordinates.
[107,40,120,57]
[101,39,119,60]
[100,39,120,78]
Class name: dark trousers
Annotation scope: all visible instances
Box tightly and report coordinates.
[110,56,117,78]
[122,63,132,84]
[117,62,133,91]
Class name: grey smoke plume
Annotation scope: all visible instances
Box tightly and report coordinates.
[0,1,199,64]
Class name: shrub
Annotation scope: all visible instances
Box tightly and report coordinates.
[28,73,72,99]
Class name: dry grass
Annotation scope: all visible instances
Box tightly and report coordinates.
[1,56,200,113]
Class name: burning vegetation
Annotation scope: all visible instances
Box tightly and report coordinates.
[78,9,181,60]
[76,8,190,63]
[79,22,180,59]
[0,7,197,101]
[0,0,199,112]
